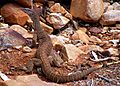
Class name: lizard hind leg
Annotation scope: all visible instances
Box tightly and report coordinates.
[25,58,42,73]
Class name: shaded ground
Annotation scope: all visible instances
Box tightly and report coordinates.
[0,49,119,86]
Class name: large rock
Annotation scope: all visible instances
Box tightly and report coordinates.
[0,74,64,86]
[0,29,27,50]
[0,0,32,7]
[100,10,120,25]
[64,44,85,62]
[70,0,104,22]
[16,0,32,8]
[1,3,29,26]
[16,74,63,86]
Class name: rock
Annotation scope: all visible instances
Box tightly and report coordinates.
[106,5,114,11]
[22,46,32,53]
[112,2,120,10]
[46,13,70,29]
[0,23,9,28]
[0,29,27,50]
[102,27,109,33]
[50,3,72,19]
[50,3,66,14]
[79,45,104,54]
[100,10,120,25]
[90,36,102,43]
[107,48,119,56]
[88,27,102,34]
[1,3,29,26]
[71,30,90,44]
[78,45,90,54]
[16,74,62,86]
[64,44,85,62]
[10,25,33,38]
[50,35,69,46]
[79,27,87,33]
[70,0,104,22]
[40,21,53,34]
[89,45,104,52]
[0,74,64,86]
[16,0,32,8]
[104,2,110,12]
[0,80,28,86]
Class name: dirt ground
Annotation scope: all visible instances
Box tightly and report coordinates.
[0,48,119,86]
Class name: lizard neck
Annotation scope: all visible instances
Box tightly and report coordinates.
[30,11,47,41]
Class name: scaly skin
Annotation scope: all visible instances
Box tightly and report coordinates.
[22,8,98,83]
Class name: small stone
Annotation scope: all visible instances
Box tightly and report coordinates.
[79,27,87,33]
[89,45,104,52]
[46,13,70,29]
[106,5,114,11]
[50,3,72,19]
[78,45,104,54]
[70,0,104,22]
[1,3,29,26]
[71,30,90,44]
[107,48,119,56]
[22,46,32,53]
[102,27,109,33]
[10,25,33,38]
[0,23,9,28]
[88,27,102,34]
[40,21,53,34]
[50,35,69,46]
[90,36,102,43]
[50,3,66,14]
[13,46,22,50]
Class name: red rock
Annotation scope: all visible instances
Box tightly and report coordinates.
[17,0,32,8]
[1,3,29,26]
[70,0,104,22]
[50,3,72,19]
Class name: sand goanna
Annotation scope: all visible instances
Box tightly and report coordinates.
[21,8,100,83]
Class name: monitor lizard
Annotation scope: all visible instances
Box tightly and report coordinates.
[21,8,100,83]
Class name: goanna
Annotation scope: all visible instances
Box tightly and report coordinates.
[21,8,99,83]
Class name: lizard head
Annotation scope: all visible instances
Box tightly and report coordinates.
[21,8,34,16]
[21,7,38,22]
